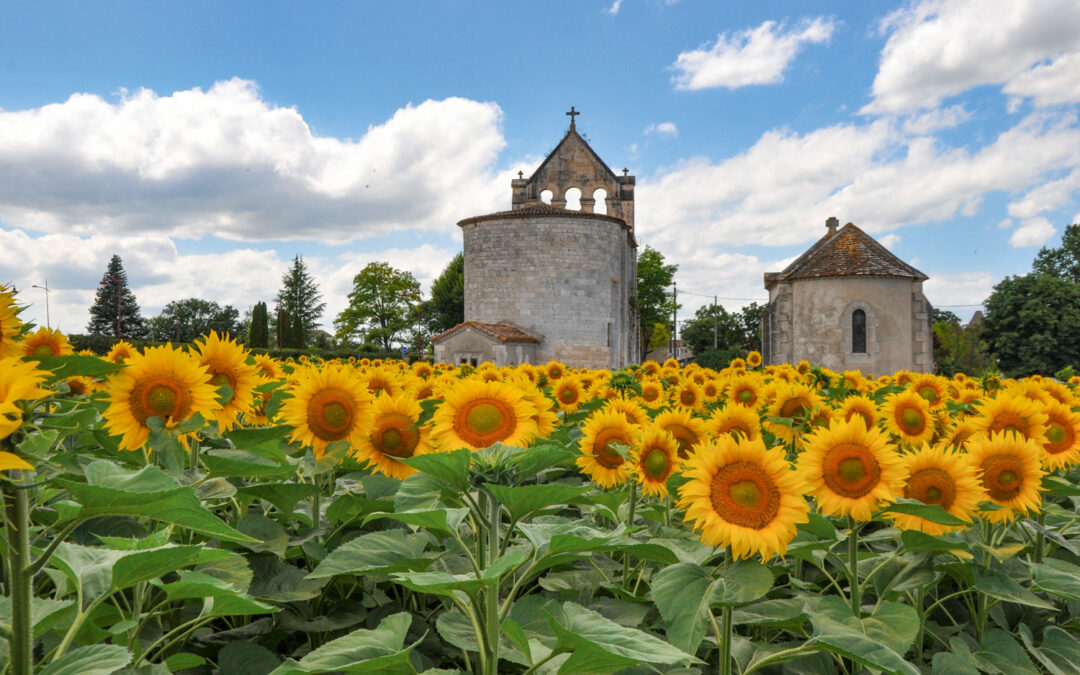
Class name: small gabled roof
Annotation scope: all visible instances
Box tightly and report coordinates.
[528,126,619,185]
[768,222,927,287]
[430,321,542,345]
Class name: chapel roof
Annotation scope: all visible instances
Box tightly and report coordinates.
[527,124,619,185]
[767,221,927,287]
[457,202,628,228]
[429,320,542,345]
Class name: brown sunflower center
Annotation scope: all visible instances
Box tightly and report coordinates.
[374,412,420,458]
[132,377,191,425]
[680,389,696,406]
[1045,421,1073,454]
[904,467,956,509]
[209,372,235,404]
[780,396,812,419]
[559,386,579,404]
[593,428,629,469]
[720,421,751,440]
[455,398,515,447]
[736,388,755,404]
[918,386,939,404]
[899,406,925,434]
[979,454,1025,502]
[306,389,356,441]
[822,442,882,498]
[988,412,1029,438]
[642,447,671,480]
[709,461,780,530]
[31,343,56,357]
[664,424,699,459]
[643,387,660,402]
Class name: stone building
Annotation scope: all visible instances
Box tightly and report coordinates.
[432,110,639,368]
[762,218,933,374]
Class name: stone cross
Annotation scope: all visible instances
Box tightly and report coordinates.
[566,106,579,129]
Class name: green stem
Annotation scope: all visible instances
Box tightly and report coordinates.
[622,480,637,590]
[848,516,860,616]
[721,604,733,675]
[915,589,925,661]
[26,519,83,577]
[485,492,501,675]
[1034,511,1046,565]
[3,468,32,675]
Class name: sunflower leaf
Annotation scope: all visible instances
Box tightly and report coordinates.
[400,449,471,490]
[881,498,969,526]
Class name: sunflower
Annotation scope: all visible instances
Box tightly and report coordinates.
[103,344,220,451]
[253,354,284,381]
[639,361,661,378]
[939,419,979,449]
[701,379,721,401]
[105,340,137,364]
[603,397,650,427]
[838,394,878,430]
[745,351,763,368]
[662,358,680,370]
[880,389,935,447]
[430,379,538,451]
[887,443,984,535]
[21,327,73,358]
[280,363,373,458]
[727,374,763,409]
[360,366,403,398]
[192,332,259,432]
[639,379,665,408]
[0,358,52,439]
[355,393,432,479]
[1037,400,1080,470]
[631,426,680,497]
[653,407,709,459]
[552,375,586,414]
[671,380,705,412]
[63,376,96,397]
[679,435,808,560]
[576,409,638,488]
[516,382,559,440]
[797,417,907,521]
[0,287,24,359]
[765,382,823,444]
[970,393,1049,446]
[707,404,760,442]
[910,374,947,408]
[966,431,1046,523]
[544,360,567,381]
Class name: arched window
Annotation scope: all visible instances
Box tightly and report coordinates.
[852,309,866,353]
[564,187,582,210]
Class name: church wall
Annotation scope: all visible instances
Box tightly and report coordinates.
[432,330,495,366]
[788,276,930,375]
[462,215,633,370]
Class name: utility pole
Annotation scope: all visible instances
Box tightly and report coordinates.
[31,280,50,329]
[671,282,678,359]
[713,295,718,351]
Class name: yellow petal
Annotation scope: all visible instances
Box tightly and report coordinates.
[0,451,34,472]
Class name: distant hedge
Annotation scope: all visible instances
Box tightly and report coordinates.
[694,348,744,371]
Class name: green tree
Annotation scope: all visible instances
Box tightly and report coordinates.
[637,247,679,353]
[1032,223,1080,282]
[147,298,242,344]
[247,301,270,348]
[334,262,421,351]
[271,255,326,347]
[739,302,764,352]
[983,273,1080,377]
[420,252,464,335]
[87,255,147,339]
[933,316,992,376]
[680,304,745,356]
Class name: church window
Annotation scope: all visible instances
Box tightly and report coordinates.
[592,188,608,214]
[540,189,553,204]
[852,309,866,353]
[564,187,582,210]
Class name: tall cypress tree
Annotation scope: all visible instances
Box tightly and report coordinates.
[87,255,147,339]
[247,301,270,348]
[270,255,325,347]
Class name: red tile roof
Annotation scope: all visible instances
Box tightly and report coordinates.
[430,321,542,344]
[457,202,628,228]
[768,222,927,286]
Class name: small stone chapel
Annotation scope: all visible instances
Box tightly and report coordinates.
[762,218,933,374]
[431,109,640,369]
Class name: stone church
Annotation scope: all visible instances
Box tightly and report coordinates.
[431,110,639,369]
[762,218,933,374]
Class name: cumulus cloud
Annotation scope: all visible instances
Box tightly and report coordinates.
[878,233,901,249]
[1007,168,1080,219]
[606,0,623,16]
[1009,217,1056,247]
[901,105,971,135]
[644,122,678,137]
[866,0,1080,113]
[671,17,835,90]
[636,112,1080,250]
[923,271,994,309]
[0,225,459,333]
[0,79,508,243]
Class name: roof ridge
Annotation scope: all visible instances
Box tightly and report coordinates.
[772,221,927,282]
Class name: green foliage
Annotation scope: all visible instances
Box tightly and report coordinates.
[694,348,742,370]
[982,273,1080,376]
[146,297,242,343]
[334,261,421,351]
[247,301,270,348]
[86,255,147,339]
[933,315,993,376]
[637,247,679,350]
[648,321,670,350]
[681,301,763,356]
[1032,223,1080,282]
[271,254,326,348]
[420,252,464,335]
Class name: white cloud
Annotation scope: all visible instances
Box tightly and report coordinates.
[0,79,508,243]
[671,17,835,90]
[998,218,1014,229]
[606,0,623,16]
[637,112,1080,250]
[901,105,971,135]
[879,233,901,249]
[1009,217,1056,247]
[0,224,459,334]
[1003,51,1080,107]
[1007,168,1080,219]
[644,122,679,137]
[866,0,1080,113]
[923,271,994,308]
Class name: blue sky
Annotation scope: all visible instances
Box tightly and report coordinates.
[2,0,1079,332]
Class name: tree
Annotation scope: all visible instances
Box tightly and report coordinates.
[637,247,679,353]
[982,273,1080,377]
[680,304,745,356]
[739,302,764,352]
[933,316,992,376]
[87,255,147,339]
[334,262,421,351]
[271,255,326,348]
[247,301,270,348]
[420,253,464,335]
[1032,223,1080,282]
[147,298,243,344]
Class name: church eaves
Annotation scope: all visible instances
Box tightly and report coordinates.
[768,221,927,287]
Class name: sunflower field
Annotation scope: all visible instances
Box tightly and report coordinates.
[3,286,1080,674]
